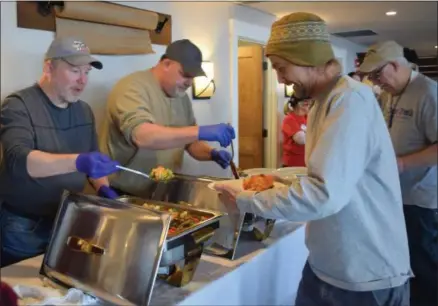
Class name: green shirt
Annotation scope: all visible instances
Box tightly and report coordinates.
[99,69,196,195]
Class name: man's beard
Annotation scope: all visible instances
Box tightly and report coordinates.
[174,88,187,98]
[62,94,80,104]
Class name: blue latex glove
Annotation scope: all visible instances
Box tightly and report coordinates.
[211,149,232,169]
[199,124,235,148]
[75,152,120,179]
[97,185,119,199]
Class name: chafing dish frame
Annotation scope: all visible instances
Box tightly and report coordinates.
[116,195,224,287]
[117,173,278,261]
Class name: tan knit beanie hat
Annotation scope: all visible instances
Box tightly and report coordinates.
[266,12,335,67]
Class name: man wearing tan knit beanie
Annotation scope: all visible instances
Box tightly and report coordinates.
[216,12,411,306]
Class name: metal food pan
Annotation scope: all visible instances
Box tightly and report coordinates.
[116,196,224,241]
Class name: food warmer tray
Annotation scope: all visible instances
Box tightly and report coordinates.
[120,173,277,261]
[116,195,225,287]
[38,191,223,306]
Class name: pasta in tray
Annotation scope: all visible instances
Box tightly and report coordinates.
[242,174,275,192]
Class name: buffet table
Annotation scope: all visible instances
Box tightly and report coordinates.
[1,221,308,306]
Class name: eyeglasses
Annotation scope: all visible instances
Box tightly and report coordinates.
[368,64,387,81]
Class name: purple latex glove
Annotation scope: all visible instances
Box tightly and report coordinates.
[97,185,119,199]
[211,149,232,169]
[199,124,235,147]
[75,152,120,179]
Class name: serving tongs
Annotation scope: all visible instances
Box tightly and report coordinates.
[229,141,240,179]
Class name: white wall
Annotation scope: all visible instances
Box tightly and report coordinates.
[331,35,366,74]
[230,4,276,28]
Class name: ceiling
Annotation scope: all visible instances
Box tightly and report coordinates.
[242,1,438,57]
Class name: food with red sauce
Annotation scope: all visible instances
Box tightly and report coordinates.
[142,203,208,235]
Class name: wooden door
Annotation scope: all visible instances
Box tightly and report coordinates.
[238,45,264,170]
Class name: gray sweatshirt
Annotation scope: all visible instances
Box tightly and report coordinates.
[237,76,412,292]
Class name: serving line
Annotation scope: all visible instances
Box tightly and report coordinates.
[1,221,307,306]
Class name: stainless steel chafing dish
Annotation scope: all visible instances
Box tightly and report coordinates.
[121,173,277,260]
[39,191,224,306]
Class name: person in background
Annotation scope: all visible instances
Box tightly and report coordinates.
[99,39,235,196]
[281,95,310,167]
[347,71,361,81]
[0,37,120,268]
[360,40,438,306]
[216,12,411,306]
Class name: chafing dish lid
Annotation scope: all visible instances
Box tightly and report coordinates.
[40,191,171,306]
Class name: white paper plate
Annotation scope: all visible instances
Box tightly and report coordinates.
[275,167,308,180]
[275,167,307,174]
[242,168,277,176]
[208,179,286,192]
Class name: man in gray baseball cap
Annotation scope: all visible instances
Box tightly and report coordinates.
[361,40,438,306]
[99,39,235,196]
[45,36,103,69]
[0,36,119,267]
[359,41,404,74]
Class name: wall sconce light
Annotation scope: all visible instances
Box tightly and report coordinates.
[192,61,216,100]
[284,84,294,98]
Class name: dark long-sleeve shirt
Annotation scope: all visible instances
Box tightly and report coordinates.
[0,84,98,218]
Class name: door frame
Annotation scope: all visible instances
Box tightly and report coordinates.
[229,18,278,169]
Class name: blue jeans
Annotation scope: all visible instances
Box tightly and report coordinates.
[403,205,438,306]
[0,207,53,268]
[295,262,410,306]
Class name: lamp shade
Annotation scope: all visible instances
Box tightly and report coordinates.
[284,84,294,97]
[193,61,215,99]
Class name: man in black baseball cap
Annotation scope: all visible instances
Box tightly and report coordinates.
[99,39,236,196]
[162,39,206,78]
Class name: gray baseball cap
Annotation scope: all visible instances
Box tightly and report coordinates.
[164,39,205,77]
[45,37,103,70]
[359,41,404,73]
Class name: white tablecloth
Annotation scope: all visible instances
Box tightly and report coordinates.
[1,222,308,306]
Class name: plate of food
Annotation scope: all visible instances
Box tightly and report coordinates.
[208,174,286,193]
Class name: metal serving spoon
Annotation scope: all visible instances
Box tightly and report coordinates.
[115,165,150,179]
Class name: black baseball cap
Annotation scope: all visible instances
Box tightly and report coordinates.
[164,39,205,77]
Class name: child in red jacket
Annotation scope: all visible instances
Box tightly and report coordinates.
[282,95,311,167]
